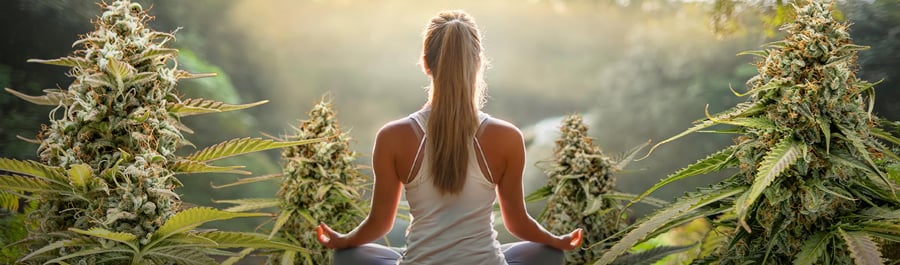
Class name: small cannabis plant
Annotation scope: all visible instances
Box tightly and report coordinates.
[0,0,315,263]
[596,1,900,264]
[215,98,368,265]
[529,114,663,264]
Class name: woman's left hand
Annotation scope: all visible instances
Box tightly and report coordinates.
[316,223,349,249]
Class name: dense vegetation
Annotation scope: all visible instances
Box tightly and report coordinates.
[0,0,897,264]
[598,1,900,264]
[0,1,315,263]
[536,114,633,264]
[214,98,367,265]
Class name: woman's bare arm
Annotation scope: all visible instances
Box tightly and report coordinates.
[486,119,582,251]
[318,121,406,249]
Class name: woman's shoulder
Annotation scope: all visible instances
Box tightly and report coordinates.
[479,116,523,144]
[376,117,417,141]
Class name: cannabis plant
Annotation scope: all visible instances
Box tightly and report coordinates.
[0,0,314,263]
[530,114,663,264]
[215,98,368,265]
[597,1,900,264]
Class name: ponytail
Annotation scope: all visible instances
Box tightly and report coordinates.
[421,11,485,195]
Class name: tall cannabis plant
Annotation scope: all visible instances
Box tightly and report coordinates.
[0,1,314,263]
[215,98,368,265]
[531,114,664,264]
[597,1,900,264]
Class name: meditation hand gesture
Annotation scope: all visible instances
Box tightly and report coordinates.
[554,228,583,251]
[316,223,347,249]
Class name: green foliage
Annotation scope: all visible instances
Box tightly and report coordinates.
[0,207,30,263]
[17,207,305,265]
[599,1,900,264]
[535,114,648,264]
[214,97,368,265]
[269,98,368,265]
[0,0,315,263]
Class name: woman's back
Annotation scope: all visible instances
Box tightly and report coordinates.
[317,10,580,265]
[399,110,506,265]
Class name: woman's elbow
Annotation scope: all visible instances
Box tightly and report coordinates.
[502,216,531,238]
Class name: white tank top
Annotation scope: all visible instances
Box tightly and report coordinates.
[398,110,507,265]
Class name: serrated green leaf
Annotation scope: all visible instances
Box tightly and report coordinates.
[856,221,900,242]
[163,233,219,246]
[169,160,250,175]
[871,127,900,146]
[69,227,138,250]
[737,50,769,58]
[836,44,870,53]
[818,117,831,153]
[838,125,893,192]
[4,88,70,106]
[150,207,268,248]
[606,191,668,208]
[104,57,134,86]
[825,53,855,66]
[640,120,717,161]
[716,117,777,130]
[859,208,900,220]
[0,158,67,185]
[698,225,730,258]
[524,185,553,204]
[27,57,90,68]
[188,231,308,252]
[144,248,217,265]
[0,175,52,193]
[794,231,831,265]
[736,136,804,232]
[18,238,94,262]
[596,201,694,265]
[187,137,324,162]
[213,198,281,212]
[220,248,255,265]
[728,79,781,97]
[643,102,763,161]
[168,98,269,117]
[174,70,217,80]
[126,72,157,86]
[43,246,133,265]
[698,101,767,124]
[134,47,178,64]
[640,206,731,247]
[270,209,294,239]
[594,186,745,265]
[839,228,884,265]
[296,209,317,226]
[316,184,333,200]
[282,250,297,265]
[762,40,787,49]
[82,73,113,88]
[211,173,282,189]
[0,191,19,212]
[66,164,92,189]
[615,140,651,171]
[627,146,737,209]
[610,244,695,265]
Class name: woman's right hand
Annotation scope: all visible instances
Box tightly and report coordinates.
[316,223,349,249]
[553,228,583,251]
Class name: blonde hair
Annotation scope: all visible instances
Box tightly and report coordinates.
[421,10,487,195]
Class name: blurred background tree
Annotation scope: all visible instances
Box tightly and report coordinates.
[1,0,897,250]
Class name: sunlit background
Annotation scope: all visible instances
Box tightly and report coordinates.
[2,0,898,251]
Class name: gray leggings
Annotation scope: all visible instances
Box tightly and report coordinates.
[333,241,563,265]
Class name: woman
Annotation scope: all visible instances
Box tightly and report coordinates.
[316,10,583,265]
